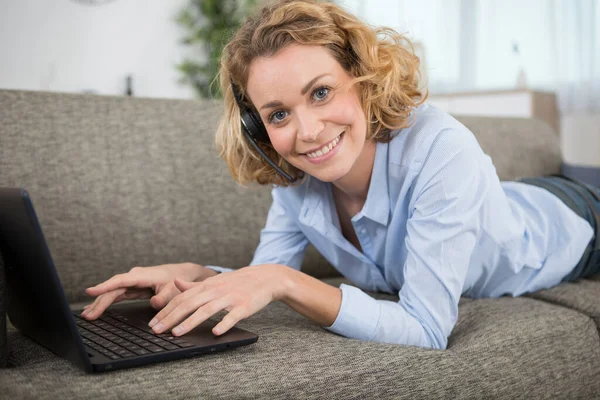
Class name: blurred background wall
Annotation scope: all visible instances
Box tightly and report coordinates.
[0,0,196,98]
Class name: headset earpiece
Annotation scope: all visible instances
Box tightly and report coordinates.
[230,81,270,144]
[230,79,296,183]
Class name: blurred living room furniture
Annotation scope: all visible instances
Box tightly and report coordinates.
[429,88,599,188]
[428,89,560,136]
[0,89,599,399]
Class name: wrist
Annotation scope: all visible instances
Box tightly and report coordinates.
[197,265,220,281]
[180,263,201,281]
[273,264,295,302]
[184,263,214,281]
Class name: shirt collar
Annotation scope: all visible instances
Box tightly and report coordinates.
[299,140,390,227]
[360,140,390,226]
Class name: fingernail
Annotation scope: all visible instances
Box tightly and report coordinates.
[173,326,183,335]
[153,322,164,332]
[148,318,158,327]
[81,309,90,316]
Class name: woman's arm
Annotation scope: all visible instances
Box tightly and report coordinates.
[278,265,342,327]
[319,128,488,349]
[146,263,340,337]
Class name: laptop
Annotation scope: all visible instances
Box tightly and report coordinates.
[0,187,258,373]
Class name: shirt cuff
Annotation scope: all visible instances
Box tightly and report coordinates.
[323,283,381,341]
[204,265,234,274]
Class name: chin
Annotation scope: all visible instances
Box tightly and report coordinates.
[306,165,349,183]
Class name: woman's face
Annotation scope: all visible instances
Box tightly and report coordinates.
[246,44,368,183]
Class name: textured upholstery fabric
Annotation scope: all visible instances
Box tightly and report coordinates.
[1,279,600,399]
[525,275,600,329]
[0,89,597,399]
[0,89,337,303]
[454,116,561,181]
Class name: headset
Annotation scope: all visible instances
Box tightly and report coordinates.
[230,79,297,183]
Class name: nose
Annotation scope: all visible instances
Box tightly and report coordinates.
[296,108,324,142]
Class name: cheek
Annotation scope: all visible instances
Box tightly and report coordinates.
[329,93,365,129]
[267,129,295,158]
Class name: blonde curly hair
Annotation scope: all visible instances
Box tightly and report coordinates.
[215,0,427,187]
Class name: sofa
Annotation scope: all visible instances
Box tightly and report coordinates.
[1,88,599,399]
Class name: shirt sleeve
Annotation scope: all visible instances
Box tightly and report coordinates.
[325,128,489,349]
[204,187,309,272]
[249,186,310,270]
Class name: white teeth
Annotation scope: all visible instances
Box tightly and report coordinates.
[306,132,343,158]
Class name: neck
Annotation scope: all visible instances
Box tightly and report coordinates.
[331,139,377,204]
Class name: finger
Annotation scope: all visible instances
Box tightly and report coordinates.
[212,307,247,336]
[149,282,204,326]
[169,298,230,336]
[114,288,154,302]
[149,288,212,334]
[150,282,181,310]
[81,299,103,314]
[173,278,199,293]
[82,290,123,319]
[84,287,151,312]
[85,272,146,296]
[81,288,127,320]
[81,288,149,321]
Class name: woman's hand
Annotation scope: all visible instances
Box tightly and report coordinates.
[148,264,288,337]
[81,262,219,320]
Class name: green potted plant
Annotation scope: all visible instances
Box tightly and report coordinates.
[175,0,258,99]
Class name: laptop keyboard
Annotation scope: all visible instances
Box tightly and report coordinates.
[74,311,196,360]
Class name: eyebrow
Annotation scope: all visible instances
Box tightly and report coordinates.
[259,73,330,111]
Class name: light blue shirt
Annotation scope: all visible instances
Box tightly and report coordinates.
[208,103,593,349]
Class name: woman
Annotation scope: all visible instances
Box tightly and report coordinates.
[82,0,599,349]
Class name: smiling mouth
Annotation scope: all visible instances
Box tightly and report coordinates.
[301,131,344,158]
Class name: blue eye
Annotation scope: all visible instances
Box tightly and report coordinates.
[267,86,330,125]
[312,86,329,101]
[269,110,287,124]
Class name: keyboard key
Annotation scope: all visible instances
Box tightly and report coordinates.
[113,338,129,345]
[123,343,143,352]
[171,339,194,347]
[149,337,170,346]
[114,348,135,357]
[135,340,155,348]
[75,311,195,359]
[122,333,137,341]
[140,333,155,340]
[132,348,151,356]
[146,345,165,353]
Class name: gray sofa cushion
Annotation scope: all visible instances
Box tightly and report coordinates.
[0,90,337,303]
[0,279,600,399]
[525,275,600,329]
[2,277,600,399]
[454,115,561,181]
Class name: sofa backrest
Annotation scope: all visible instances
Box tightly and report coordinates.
[0,90,561,303]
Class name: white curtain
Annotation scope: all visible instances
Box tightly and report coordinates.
[337,0,600,112]
[474,0,599,112]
